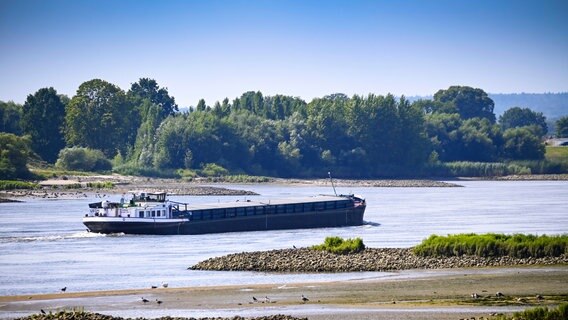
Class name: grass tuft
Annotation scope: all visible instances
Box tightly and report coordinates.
[311,236,365,254]
[413,233,568,258]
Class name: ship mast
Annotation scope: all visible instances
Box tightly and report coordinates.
[328,172,337,196]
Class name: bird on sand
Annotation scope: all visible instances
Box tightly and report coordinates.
[301,295,309,302]
[60,287,67,292]
[40,309,46,314]
[141,297,149,303]
[156,299,163,304]
[252,296,258,302]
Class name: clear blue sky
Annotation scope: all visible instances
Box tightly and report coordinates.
[1,0,567,107]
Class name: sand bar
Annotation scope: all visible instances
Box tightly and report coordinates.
[1,266,567,320]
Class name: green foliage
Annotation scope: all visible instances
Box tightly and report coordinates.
[499,106,548,137]
[128,78,178,117]
[0,133,34,179]
[0,180,39,190]
[492,303,568,320]
[502,127,545,160]
[65,79,136,157]
[556,116,568,138]
[413,233,568,258]
[435,161,530,177]
[55,147,112,172]
[0,100,22,134]
[21,87,66,163]
[510,159,568,174]
[311,236,365,254]
[86,181,114,189]
[546,146,568,162]
[434,86,496,122]
[199,163,229,177]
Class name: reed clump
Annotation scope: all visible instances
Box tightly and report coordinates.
[413,233,568,258]
[492,302,568,320]
[311,236,365,254]
[0,180,39,190]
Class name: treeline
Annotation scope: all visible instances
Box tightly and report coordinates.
[2,79,568,180]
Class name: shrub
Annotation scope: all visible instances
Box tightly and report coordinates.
[311,236,365,254]
[0,180,39,190]
[86,181,114,189]
[413,233,568,258]
[55,147,111,172]
[492,303,568,320]
[200,163,229,177]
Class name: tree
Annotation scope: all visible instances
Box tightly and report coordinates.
[0,101,22,134]
[65,79,135,157]
[128,78,178,117]
[55,147,112,171]
[499,107,547,137]
[20,87,66,163]
[456,118,501,162]
[502,127,545,160]
[434,86,496,122]
[0,133,33,179]
[196,99,207,112]
[556,116,568,138]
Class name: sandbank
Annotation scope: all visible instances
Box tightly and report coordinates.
[1,266,567,319]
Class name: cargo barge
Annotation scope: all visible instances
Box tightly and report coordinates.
[83,191,366,235]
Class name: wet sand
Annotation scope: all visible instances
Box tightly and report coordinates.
[1,266,567,320]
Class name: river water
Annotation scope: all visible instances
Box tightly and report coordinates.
[0,181,566,296]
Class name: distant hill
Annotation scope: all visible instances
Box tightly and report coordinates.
[489,93,568,119]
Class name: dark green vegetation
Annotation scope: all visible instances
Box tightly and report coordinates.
[2,81,567,180]
[413,233,568,258]
[0,180,38,190]
[311,236,365,254]
[492,303,568,320]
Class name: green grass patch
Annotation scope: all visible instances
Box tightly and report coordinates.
[311,236,365,254]
[413,233,568,258]
[492,302,568,320]
[546,146,568,162]
[86,181,114,189]
[0,180,39,190]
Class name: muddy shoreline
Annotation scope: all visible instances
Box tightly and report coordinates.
[2,266,567,320]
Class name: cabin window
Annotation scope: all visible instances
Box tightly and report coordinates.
[236,207,246,216]
[245,207,254,216]
[315,202,324,211]
[305,203,315,211]
[294,204,303,213]
[285,204,294,213]
[266,206,275,214]
[255,206,264,215]
[226,208,235,217]
[151,210,156,217]
[277,205,286,214]
[212,209,225,219]
[138,212,144,218]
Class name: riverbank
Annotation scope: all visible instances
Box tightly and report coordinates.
[191,248,568,273]
[3,173,568,201]
[1,266,567,320]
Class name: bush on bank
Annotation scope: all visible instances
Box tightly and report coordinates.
[0,180,39,190]
[311,236,365,254]
[492,303,568,320]
[413,233,568,258]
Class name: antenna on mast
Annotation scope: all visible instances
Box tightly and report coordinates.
[328,172,337,196]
